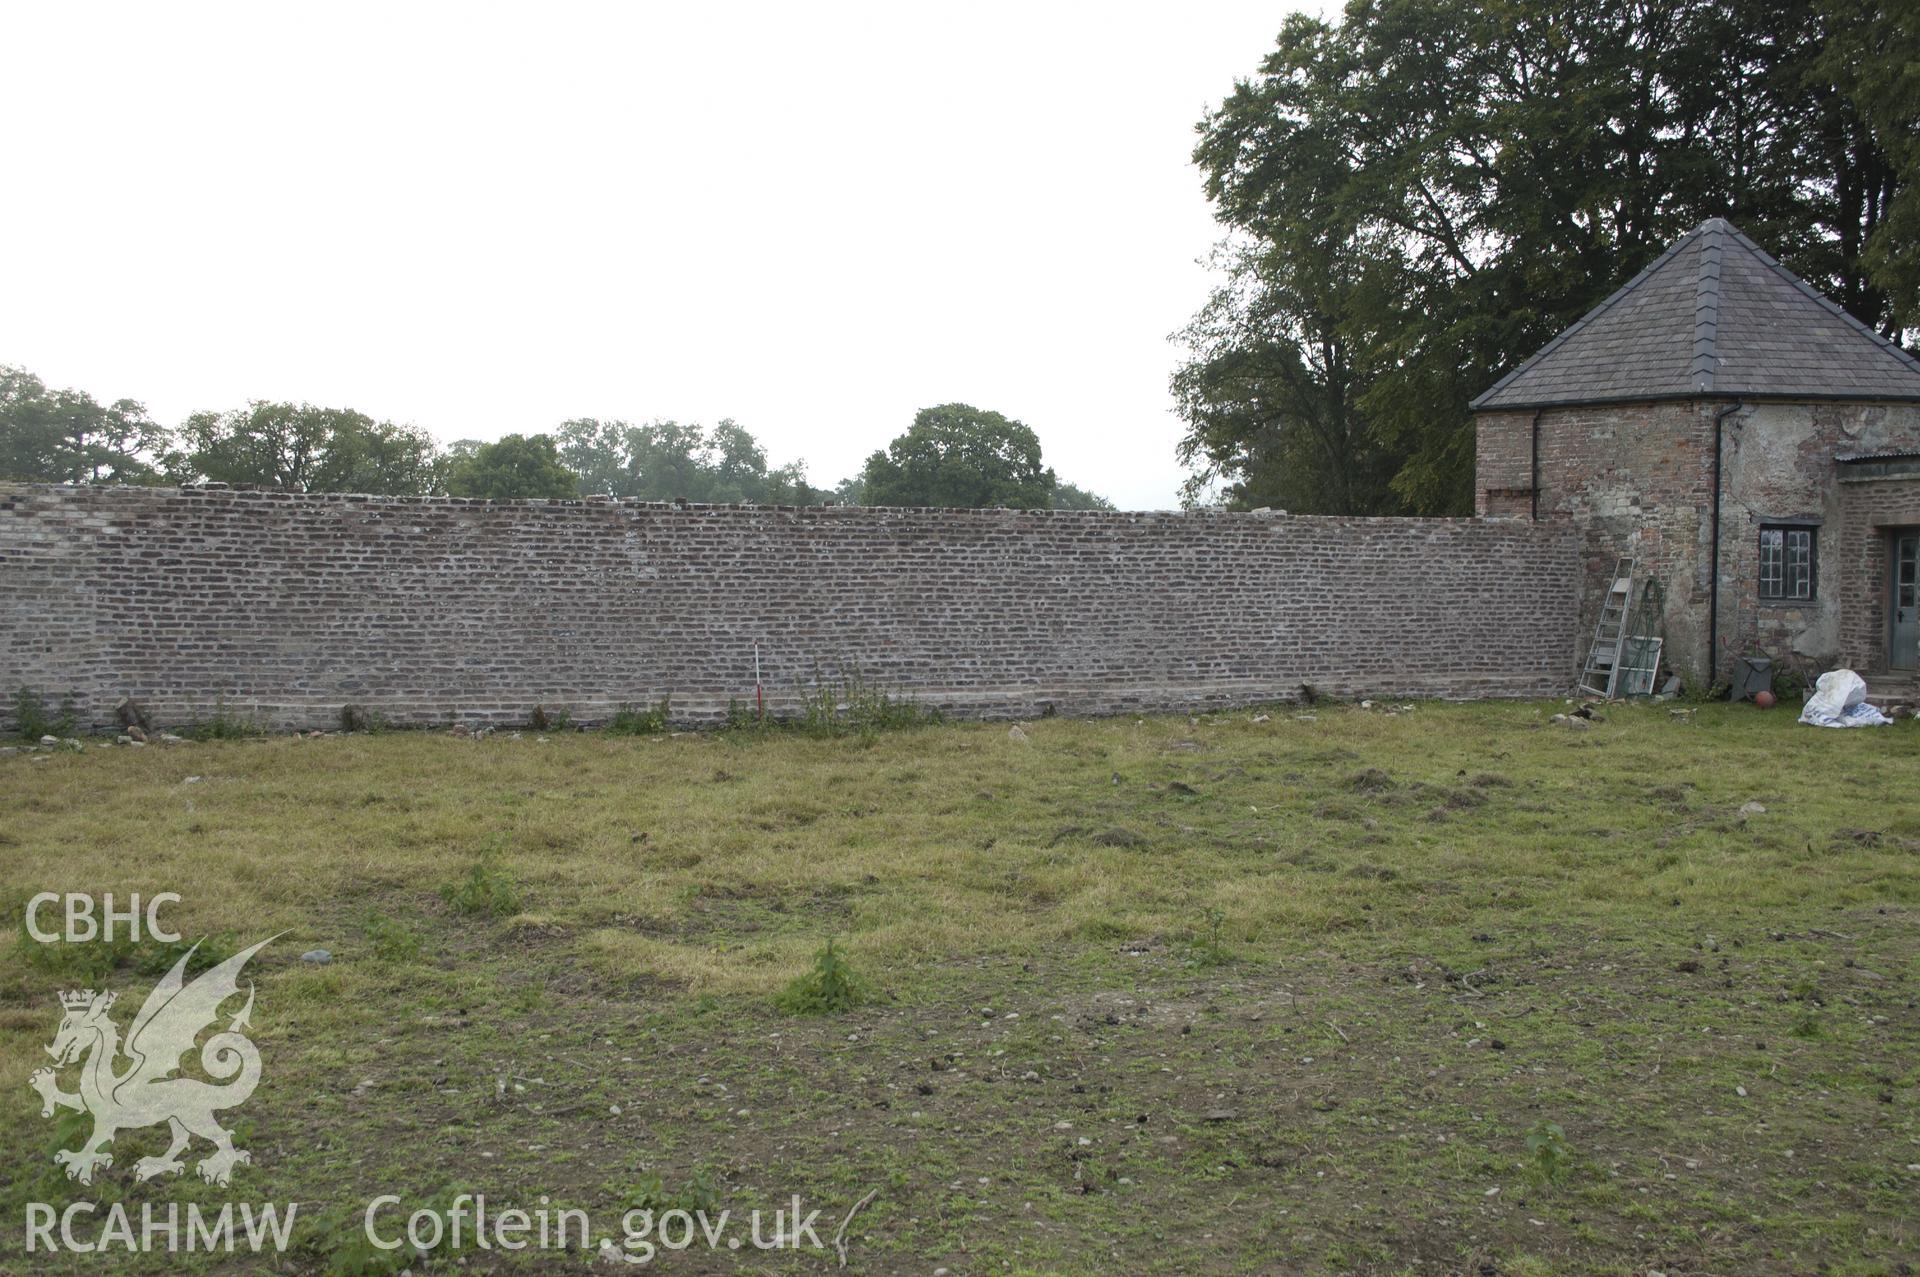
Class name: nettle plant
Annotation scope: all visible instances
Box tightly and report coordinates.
[1525,1120,1574,1186]
[775,939,870,1015]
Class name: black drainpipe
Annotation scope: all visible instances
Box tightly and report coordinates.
[1707,399,1745,686]
[1530,408,1543,521]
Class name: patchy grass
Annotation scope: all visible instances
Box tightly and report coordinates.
[1,701,1917,1273]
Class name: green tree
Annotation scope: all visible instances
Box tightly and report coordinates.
[1180,0,1919,516]
[1817,0,1920,332]
[174,402,437,494]
[1051,481,1115,511]
[0,366,166,484]
[443,433,578,499]
[555,417,823,503]
[860,404,1057,508]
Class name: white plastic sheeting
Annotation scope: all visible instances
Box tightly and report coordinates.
[1797,669,1893,728]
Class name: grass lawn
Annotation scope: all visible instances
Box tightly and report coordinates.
[2,700,1918,1275]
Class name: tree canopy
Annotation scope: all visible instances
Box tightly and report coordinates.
[0,371,1114,509]
[1051,480,1116,511]
[860,404,1058,509]
[174,402,439,494]
[1178,0,1920,516]
[555,417,822,504]
[0,366,165,485]
[443,433,579,499]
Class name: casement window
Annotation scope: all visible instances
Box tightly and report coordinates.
[1758,524,1816,601]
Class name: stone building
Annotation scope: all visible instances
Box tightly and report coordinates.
[1473,218,1920,691]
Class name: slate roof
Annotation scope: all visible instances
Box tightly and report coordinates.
[1471,219,1920,410]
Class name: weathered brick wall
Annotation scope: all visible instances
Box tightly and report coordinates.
[0,483,1581,731]
[1473,409,1537,519]
[1478,401,1719,676]
[1476,399,1920,684]
[1539,401,1719,678]
[1834,474,1920,671]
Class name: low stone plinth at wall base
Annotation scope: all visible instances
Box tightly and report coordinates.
[55,678,1570,736]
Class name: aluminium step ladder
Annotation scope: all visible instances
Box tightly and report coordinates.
[1577,558,1634,698]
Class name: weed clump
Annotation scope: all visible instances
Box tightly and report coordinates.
[1525,1120,1574,1185]
[618,1166,720,1216]
[606,698,671,736]
[793,667,943,736]
[185,701,258,740]
[727,667,941,739]
[13,915,238,981]
[442,859,520,918]
[775,938,869,1014]
[1677,675,1730,703]
[13,687,78,740]
[1182,907,1231,968]
[362,912,421,961]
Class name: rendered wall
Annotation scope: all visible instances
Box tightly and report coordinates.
[0,483,1582,731]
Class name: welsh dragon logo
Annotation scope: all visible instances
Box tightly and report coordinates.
[29,937,274,1187]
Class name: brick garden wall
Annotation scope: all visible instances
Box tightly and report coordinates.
[0,483,1581,732]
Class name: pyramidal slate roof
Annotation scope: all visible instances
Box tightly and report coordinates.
[1472,219,1920,410]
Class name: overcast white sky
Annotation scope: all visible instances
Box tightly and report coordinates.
[1,3,1319,510]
